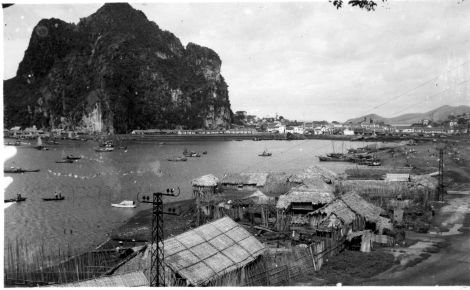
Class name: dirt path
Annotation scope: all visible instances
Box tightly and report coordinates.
[365,194,470,286]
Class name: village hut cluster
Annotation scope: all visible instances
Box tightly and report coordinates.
[43,163,439,287]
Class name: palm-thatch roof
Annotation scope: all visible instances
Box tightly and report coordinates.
[59,271,149,287]
[411,174,438,189]
[221,172,268,187]
[340,191,385,222]
[248,190,275,205]
[192,174,219,187]
[276,185,335,209]
[288,165,338,185]
[309,199,357,225]
[163,217,265,286]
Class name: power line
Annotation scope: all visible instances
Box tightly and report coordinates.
[359,59,470,116]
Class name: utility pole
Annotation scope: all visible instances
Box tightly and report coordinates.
[141,188,179,287]
[437,148,445,201]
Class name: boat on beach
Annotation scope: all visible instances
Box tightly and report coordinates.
[111,200,136,208]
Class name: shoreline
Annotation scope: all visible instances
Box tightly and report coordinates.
[5,133,469,143]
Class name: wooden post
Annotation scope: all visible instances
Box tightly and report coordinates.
[309,244,317,271]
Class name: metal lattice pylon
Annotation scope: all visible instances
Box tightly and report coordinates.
[150,193,165,287]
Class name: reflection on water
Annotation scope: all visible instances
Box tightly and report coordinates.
[3,139,366,252]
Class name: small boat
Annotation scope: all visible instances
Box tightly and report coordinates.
[5,197,27,203]
[168,156,188,162]
[4,167,40,173]
[42,196,65,201]
[56,159,74,163]
[95,147,114,152]
[259,150,272,157]
[318,155,350,162]
[66,155,81,160]
[202,151,207,155]
[35,136,49,150]
[111,200,136,208]
[183,149,200,157]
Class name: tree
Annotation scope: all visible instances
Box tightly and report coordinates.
[331,0,386,11]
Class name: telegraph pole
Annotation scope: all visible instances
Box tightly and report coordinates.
[141,188,179,287]
[437,148,445,201]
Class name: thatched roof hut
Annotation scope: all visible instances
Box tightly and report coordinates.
[340,191,385,222]
[410,174,438,188]
[163,217,265,286]
[192,174,219,187]
[311,199,357,225]
[248,190,275,205]
[60,271,149,287]
[288,165,338,185]
[276,185,335,210]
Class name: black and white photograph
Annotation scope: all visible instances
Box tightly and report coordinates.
[2,0,470,287]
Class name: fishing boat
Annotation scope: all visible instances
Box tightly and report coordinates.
[55,159,74,163]
[111,200,136,208]
[34,136,48,150]
[4,167,40,173]
[168,156,188,162]
[183,149,200,157]
[65,155,81,160]
[5,197,27,203]
[318,155,350,162]
[42,196,65,201]
[259,150,272,157]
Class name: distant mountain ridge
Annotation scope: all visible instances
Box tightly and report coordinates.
[345,105,470,125]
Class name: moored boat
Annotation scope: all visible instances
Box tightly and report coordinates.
[4,167,39,173]
[66,155,81,160]
[56,159,74,163]
[42,196,65,201]
[259,150,272,157]
[5,197,27,203]
[5,194,26,203]
[34,136,48,150]
[95,147,114,152]
[168,156,188,162]
[111,200,136,208]
[318,155,350,162]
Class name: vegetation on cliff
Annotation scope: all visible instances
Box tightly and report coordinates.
[4,3,232,133]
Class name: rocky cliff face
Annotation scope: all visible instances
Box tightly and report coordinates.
[3,3,232,133]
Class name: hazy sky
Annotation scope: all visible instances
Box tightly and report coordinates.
[3,1,470,122]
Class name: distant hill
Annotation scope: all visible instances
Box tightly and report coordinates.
[345,105,470,125]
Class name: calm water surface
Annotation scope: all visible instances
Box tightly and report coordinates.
[3,139,367,254]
